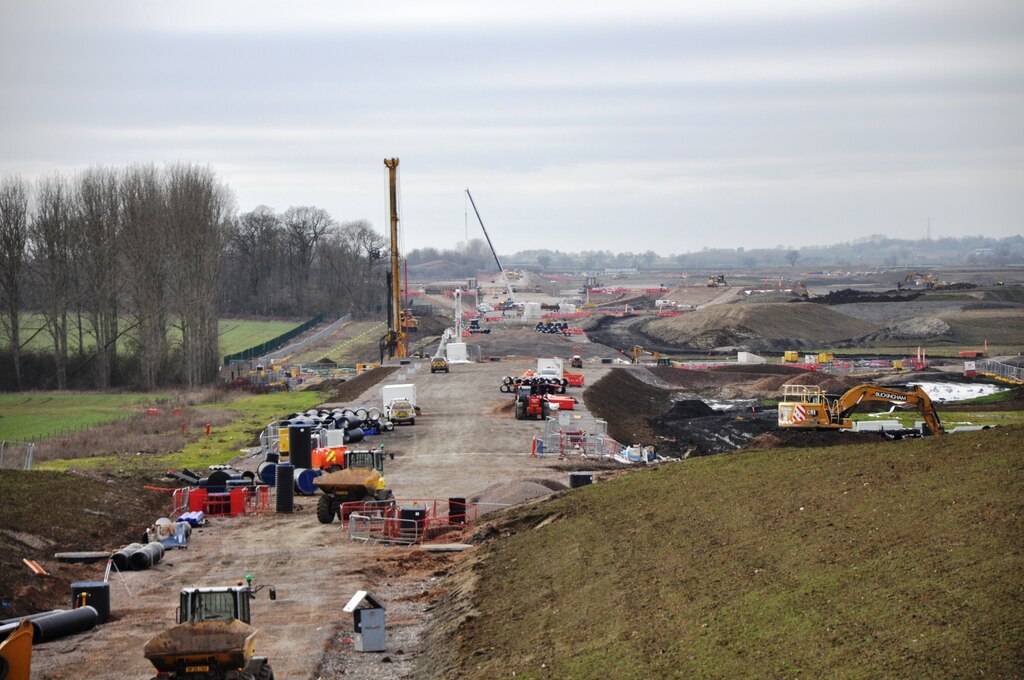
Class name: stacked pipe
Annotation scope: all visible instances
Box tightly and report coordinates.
[499,376,567,394]
[534,321,570,335]
[111,541,166,571]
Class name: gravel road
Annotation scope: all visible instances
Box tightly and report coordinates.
[33,356,607,679]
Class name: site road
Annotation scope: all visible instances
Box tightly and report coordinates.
[31,358,608,679]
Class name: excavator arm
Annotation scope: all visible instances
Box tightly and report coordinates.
[831,385,944,436]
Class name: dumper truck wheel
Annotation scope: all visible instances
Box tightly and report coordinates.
[316,495,336,524]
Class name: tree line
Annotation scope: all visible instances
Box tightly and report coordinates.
[0,165,388,392]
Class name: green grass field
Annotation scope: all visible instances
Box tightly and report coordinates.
[443,426,1024,679]
[36,390,322,472]
[0,392,170,441]
[1,315,300,358]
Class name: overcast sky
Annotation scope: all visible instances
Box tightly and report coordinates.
[1,1,1022,254]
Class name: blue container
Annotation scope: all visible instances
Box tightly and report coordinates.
[293,467,322,495]
[257,461,277,487]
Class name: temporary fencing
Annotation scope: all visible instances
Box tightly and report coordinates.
[0,440,34,470]
[343,498,478,545]
[977,359,1024,384]
[534,416,621,458]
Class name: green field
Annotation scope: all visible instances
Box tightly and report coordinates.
[0,315,300,358]
[0,392,170,441]
[36,390,322,472]
[439,427,1024,679]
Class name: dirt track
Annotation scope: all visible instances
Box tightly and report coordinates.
[31,358,608,679]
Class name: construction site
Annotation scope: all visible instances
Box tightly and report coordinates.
[2,161,1023,680]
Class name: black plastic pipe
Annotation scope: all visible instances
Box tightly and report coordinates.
[31,606,99,642]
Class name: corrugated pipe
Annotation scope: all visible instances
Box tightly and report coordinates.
[128,543,163,571]
[111,543,143,572]
[30,606,99,643]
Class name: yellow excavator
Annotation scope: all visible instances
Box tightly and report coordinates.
[144,581,276,680]
[898,272,944,290]
[632,345,672,366]
[0,620,32,680]
[777,383,944,436]
[791,281,814,298]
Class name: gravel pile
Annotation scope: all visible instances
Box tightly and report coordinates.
[469,478,567,514]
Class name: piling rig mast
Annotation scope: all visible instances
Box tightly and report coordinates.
[381,158,406,359]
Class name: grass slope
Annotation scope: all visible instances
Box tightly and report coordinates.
[36,390,323,472]
[0,392,169,441]
[448,427,1024,679]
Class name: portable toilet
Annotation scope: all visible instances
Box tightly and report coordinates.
[343,590,386,652]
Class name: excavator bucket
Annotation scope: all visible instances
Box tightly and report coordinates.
[0,620,33,680]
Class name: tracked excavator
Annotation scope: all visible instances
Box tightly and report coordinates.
[897,272,944,290]
[778,384,944,436]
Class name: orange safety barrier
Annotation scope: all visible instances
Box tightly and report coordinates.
[177,485,269,518]
[341,498,478,542]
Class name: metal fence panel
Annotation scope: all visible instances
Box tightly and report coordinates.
[0,440,35,470]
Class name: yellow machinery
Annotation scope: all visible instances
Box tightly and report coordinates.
[0,620,32,680]
[777,383,944,436]
[791,281,813,298]
[143,584,275,680]
[898,272,944,290]
[313,449,394,524]
[381,158,407,359]
[783,350,800,362]
[401,309,419,332]
[632,345,672,365]
[705,274,726,287]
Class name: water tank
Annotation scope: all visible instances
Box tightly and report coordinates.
[289,425,312,468]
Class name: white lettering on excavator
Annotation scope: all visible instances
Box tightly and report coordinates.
[873,391,909,401]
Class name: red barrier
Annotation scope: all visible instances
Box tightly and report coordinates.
[177,485,269,518]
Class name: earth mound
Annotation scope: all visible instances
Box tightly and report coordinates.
[643,303,879,351]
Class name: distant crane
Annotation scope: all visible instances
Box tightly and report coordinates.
[465,189,516,307]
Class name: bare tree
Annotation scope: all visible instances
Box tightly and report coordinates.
[225,205,282,314]
[74,167,123,388]
[282,206,333,304]
[0,176,30,389]
[121,165,169,388]
[786,250,800,268]
[165,164,233,386]
[30,176,76,389]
